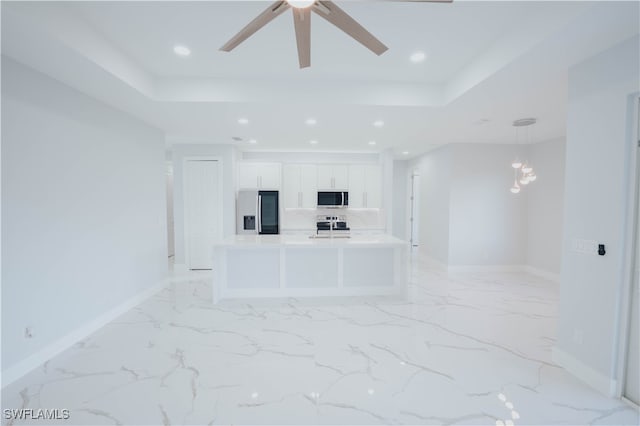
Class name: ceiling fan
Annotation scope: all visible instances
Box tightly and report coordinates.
[220,0,452,69]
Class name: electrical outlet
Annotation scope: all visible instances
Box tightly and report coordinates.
[24,327,33,339]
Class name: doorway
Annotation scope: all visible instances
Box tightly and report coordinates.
[409,171,420,251]
[184,159,222,270]
[623,98,640,406]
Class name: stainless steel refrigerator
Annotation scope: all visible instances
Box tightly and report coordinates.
[236,190,279,235]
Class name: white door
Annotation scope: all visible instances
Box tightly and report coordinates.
[624,106,640,405]
[185,160,220,270]
[166,162,175,258]
[410,173,420,250]
[625,235,639,405]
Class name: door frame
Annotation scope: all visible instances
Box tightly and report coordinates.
[407,169,420,251]
[183,156,224,270]
[615,94,640,402]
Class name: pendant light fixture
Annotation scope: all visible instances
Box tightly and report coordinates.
[510,170,521,193]
[509,118,537,194]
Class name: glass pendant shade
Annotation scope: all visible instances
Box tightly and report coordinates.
[522,164,533,174]
[520,175,530,185]
[511,159,523,169]
[529,173,537,182]
[510,183,521,194]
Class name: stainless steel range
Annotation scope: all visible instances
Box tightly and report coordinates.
[315,215,350,238]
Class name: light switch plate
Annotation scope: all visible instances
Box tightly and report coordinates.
[571,238,598,255]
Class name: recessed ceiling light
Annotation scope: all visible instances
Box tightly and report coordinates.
[309,140,318,145]
[373,120,384,128]
[237,118,249,125]
[410,51,426,63]
[305,118,317,126]
[368,141,376,146]
[402,151,409,155]
[173,45,191,57]
[248,139,257,144]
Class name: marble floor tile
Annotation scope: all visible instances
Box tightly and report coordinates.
[2,257,638,425]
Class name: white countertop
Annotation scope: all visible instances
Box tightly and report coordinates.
[215,234,408,248]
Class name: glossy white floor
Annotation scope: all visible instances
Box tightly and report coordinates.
[2,255,638,425]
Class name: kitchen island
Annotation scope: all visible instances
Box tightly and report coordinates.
[212,234,408,303]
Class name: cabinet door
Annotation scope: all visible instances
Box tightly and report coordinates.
[282,165,301,208]
[332,165,349,190]
[299,164,318,208]
[348,165,366,208]
[258,163,281,189]
[364,164,382,208]
[317,165,334,189]
[238,163,260,189]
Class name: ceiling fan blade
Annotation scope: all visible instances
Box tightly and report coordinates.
[293,8,311,68]
[220,1,290,52]
[312,1,388,56]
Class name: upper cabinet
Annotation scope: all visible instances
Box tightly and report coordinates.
[238,162,281,190]
[317,164,348,190]
[282,164,317,208]
[348,164,382,208]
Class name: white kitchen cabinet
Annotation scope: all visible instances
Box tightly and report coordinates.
[317,164,348,190]
[283,164,317,208]
[348,164,382,208]
[238,162,281,190]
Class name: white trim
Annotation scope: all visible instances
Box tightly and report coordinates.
[615,93,640,399]
[172,263,189,274]
[1,278,169,388]
[523,265,561,283]
[182,156,223,270]
[622,396,640,410]
[413,253,448,271]
[447,264,525,274]
[552,346,617,397]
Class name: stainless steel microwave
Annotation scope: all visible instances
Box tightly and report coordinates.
[317,191,348,208]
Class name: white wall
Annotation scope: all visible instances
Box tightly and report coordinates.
[408,141,563,270]
[171,144,237,266]
[448,144,527,266]
[392,160,408,240]
[1,58,167,374]
[410,146,452,263]
[556,35,640,393]
[525,138,566,274]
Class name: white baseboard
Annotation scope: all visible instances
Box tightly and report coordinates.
[524,265,561,283]
[172,263,189,274]
[552,346,617,396]
[413,253,448,271]
[1,278,169,388]
[447,264,525,274]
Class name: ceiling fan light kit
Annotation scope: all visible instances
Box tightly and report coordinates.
[220,0,452,69]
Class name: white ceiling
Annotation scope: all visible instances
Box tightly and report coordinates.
[2,1,639,157]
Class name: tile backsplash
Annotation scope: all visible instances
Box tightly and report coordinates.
[281,208,385,231]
